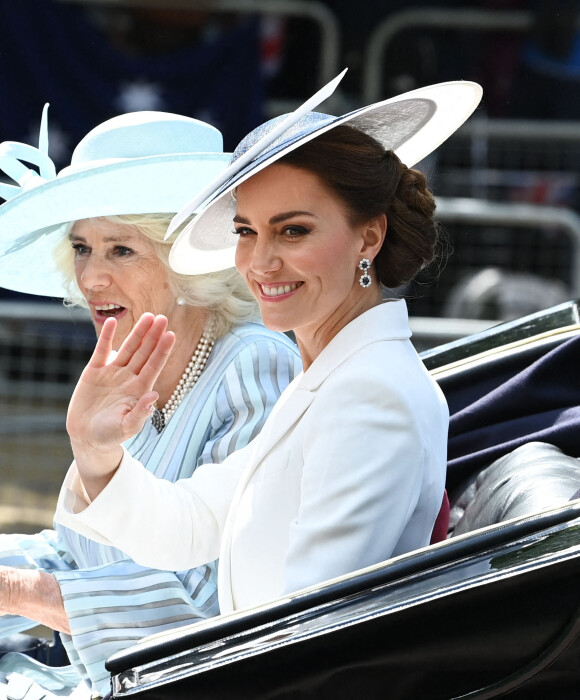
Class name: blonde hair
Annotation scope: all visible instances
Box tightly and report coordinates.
[53,213,259,337]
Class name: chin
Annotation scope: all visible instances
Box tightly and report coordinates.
[261,316,293,333]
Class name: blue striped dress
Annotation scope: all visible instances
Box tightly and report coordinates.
[0,322,301,695]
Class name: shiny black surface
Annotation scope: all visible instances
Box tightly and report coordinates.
[420,299,580,370]
[109,503,580,698]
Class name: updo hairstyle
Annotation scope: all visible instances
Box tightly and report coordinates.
[279,124,442,288]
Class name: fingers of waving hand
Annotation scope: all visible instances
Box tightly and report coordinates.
[116,314,176,380]
[90,314,176,389]
[77,313,175,400]
[88,315,125,368]
[68,314,174,449]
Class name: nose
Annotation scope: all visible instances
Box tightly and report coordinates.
[247,235,282,276]
[78,254,112,292]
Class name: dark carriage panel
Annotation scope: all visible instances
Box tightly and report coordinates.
[108,505,580,699]
[113,562,580,700]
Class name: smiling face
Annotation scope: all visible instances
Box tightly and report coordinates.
[234,163,384,364]
[70,218,179,346]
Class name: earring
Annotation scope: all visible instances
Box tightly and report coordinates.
[359,258,372,288]
[176,296,187,306]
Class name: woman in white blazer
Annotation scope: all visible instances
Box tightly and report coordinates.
[56,75,483,614]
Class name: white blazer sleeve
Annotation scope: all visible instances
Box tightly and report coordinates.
[55,444,249,571]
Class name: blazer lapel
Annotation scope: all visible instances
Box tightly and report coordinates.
[247,382,314,466]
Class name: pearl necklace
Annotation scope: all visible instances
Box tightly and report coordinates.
[151,324,215,433]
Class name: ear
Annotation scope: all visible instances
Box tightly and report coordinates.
[359,213,387,259]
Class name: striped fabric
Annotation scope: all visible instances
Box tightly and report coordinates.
[0,323,300,696]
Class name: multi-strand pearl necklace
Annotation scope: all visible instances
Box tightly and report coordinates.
[151,323,215,433]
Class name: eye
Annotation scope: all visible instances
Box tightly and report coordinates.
[283,225,310,237]
[232,226,255,237]
[114,245,134,257]
[71,242,90,258]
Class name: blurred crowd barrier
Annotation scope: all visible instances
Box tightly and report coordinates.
[0,303,93,533]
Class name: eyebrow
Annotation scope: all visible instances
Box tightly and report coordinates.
[233,210,316,226]
[68,232,135,243]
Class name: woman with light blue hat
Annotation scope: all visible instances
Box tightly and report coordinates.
[57,73,483,619]
[0,108,301,697]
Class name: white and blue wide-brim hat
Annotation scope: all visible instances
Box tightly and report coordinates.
[0,107,231,298]
[168,72,482,275]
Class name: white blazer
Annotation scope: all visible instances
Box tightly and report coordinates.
[56,301,449,614]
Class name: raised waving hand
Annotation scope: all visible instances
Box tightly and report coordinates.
[67,313,175,498]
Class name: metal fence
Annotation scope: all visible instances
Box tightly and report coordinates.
[431,119,580,207]
[0,302,93,533]
[404,197,580,319]
[362,7,539,104]
[410,118,580,322]
[360,7,580,232]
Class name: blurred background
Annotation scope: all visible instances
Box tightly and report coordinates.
[2,0,580,532]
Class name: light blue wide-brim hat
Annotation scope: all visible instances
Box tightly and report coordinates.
[168,71,482,275]
[0,107,231,298]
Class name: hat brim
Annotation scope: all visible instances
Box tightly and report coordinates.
[0,152,230,297]
[169,81,482,276]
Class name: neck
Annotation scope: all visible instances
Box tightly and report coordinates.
[154,310,211,407]
[296,292,382,371]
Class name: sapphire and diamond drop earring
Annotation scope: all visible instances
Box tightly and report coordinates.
[359,258,372,288]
